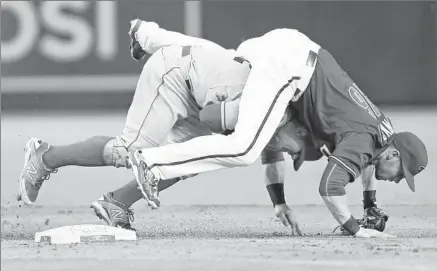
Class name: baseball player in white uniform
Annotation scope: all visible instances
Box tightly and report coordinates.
[130,28,321,206]
[17,21,251,207]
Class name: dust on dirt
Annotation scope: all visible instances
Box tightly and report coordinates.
[2,205,437,271]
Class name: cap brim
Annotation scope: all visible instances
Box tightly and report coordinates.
[402,161,415,192]
[293,147,306,171]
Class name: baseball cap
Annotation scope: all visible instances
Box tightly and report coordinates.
[392,132,428,192]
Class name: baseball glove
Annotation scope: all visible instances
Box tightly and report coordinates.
[358,207,389,231]
[333,207,389,235]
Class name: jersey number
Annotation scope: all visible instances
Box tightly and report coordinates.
[378,118,395,144]
[349,83,394,145]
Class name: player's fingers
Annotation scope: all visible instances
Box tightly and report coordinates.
[283,213,293,234]
[285,216,295,235]
[279,214,290,227]
[295,223,304,236]
[285,213,302,236]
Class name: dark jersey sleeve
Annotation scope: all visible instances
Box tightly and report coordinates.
[329,133,375,180]
[261,136,285,165]
[261,149,285,165]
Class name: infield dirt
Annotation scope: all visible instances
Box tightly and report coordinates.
[2,205,436,271]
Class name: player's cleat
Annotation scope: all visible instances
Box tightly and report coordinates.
[128,150,160,209]
[17,138,57,206]
[90,193,136,231]
[129,19,148,61]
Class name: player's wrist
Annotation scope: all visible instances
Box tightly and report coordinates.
[363,190,377,209]
[266,183,286,207]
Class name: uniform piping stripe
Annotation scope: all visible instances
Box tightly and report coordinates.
[221,102,227,131]
[329,156,357,179]
[324,163,337,197]
[148,80,294,170]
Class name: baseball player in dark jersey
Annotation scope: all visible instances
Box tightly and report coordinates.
[130,28,428,238]
[286,48,428,237]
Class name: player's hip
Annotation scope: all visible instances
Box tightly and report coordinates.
[148,46,201,113]
[188,48,252,107]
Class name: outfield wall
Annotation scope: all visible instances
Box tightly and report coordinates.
[2,1,436,109]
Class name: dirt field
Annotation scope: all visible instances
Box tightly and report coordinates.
[1,205,437,271]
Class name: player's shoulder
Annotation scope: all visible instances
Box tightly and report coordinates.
[335,132,375,154]
[331,132,377,178]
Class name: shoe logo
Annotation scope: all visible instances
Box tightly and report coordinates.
[110,209,125,221]
[26,163,38,180]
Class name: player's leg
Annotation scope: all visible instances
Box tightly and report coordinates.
[105,118,210,207]
[86,49,195,225]
[132,57,300,208]
[90,178,181,230]
[17,48,188,206]
[42,52,184,169]
[92,118,211,228]
[130,19,226,60]
[17,136,116,206]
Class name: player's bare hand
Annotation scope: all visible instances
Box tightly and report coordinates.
[354,228,396,239]
[274,203,303,236]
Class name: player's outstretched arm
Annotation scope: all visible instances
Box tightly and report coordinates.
[359,165,389,232]
[320,160,395,238]
[362,165,377,191]
[134,20,226,55]
[261,149,303,236]
[361,165,378,208]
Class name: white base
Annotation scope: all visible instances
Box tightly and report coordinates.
[35,224,137,245]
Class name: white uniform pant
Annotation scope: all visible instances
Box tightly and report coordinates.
[114,45,209,151]
[114,45,250,154]
[137,58,308,180]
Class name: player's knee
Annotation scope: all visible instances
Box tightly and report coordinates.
[232,145,260,166]
[229,134,263,166]
[319,180,346,197]
[237,152,258,166]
